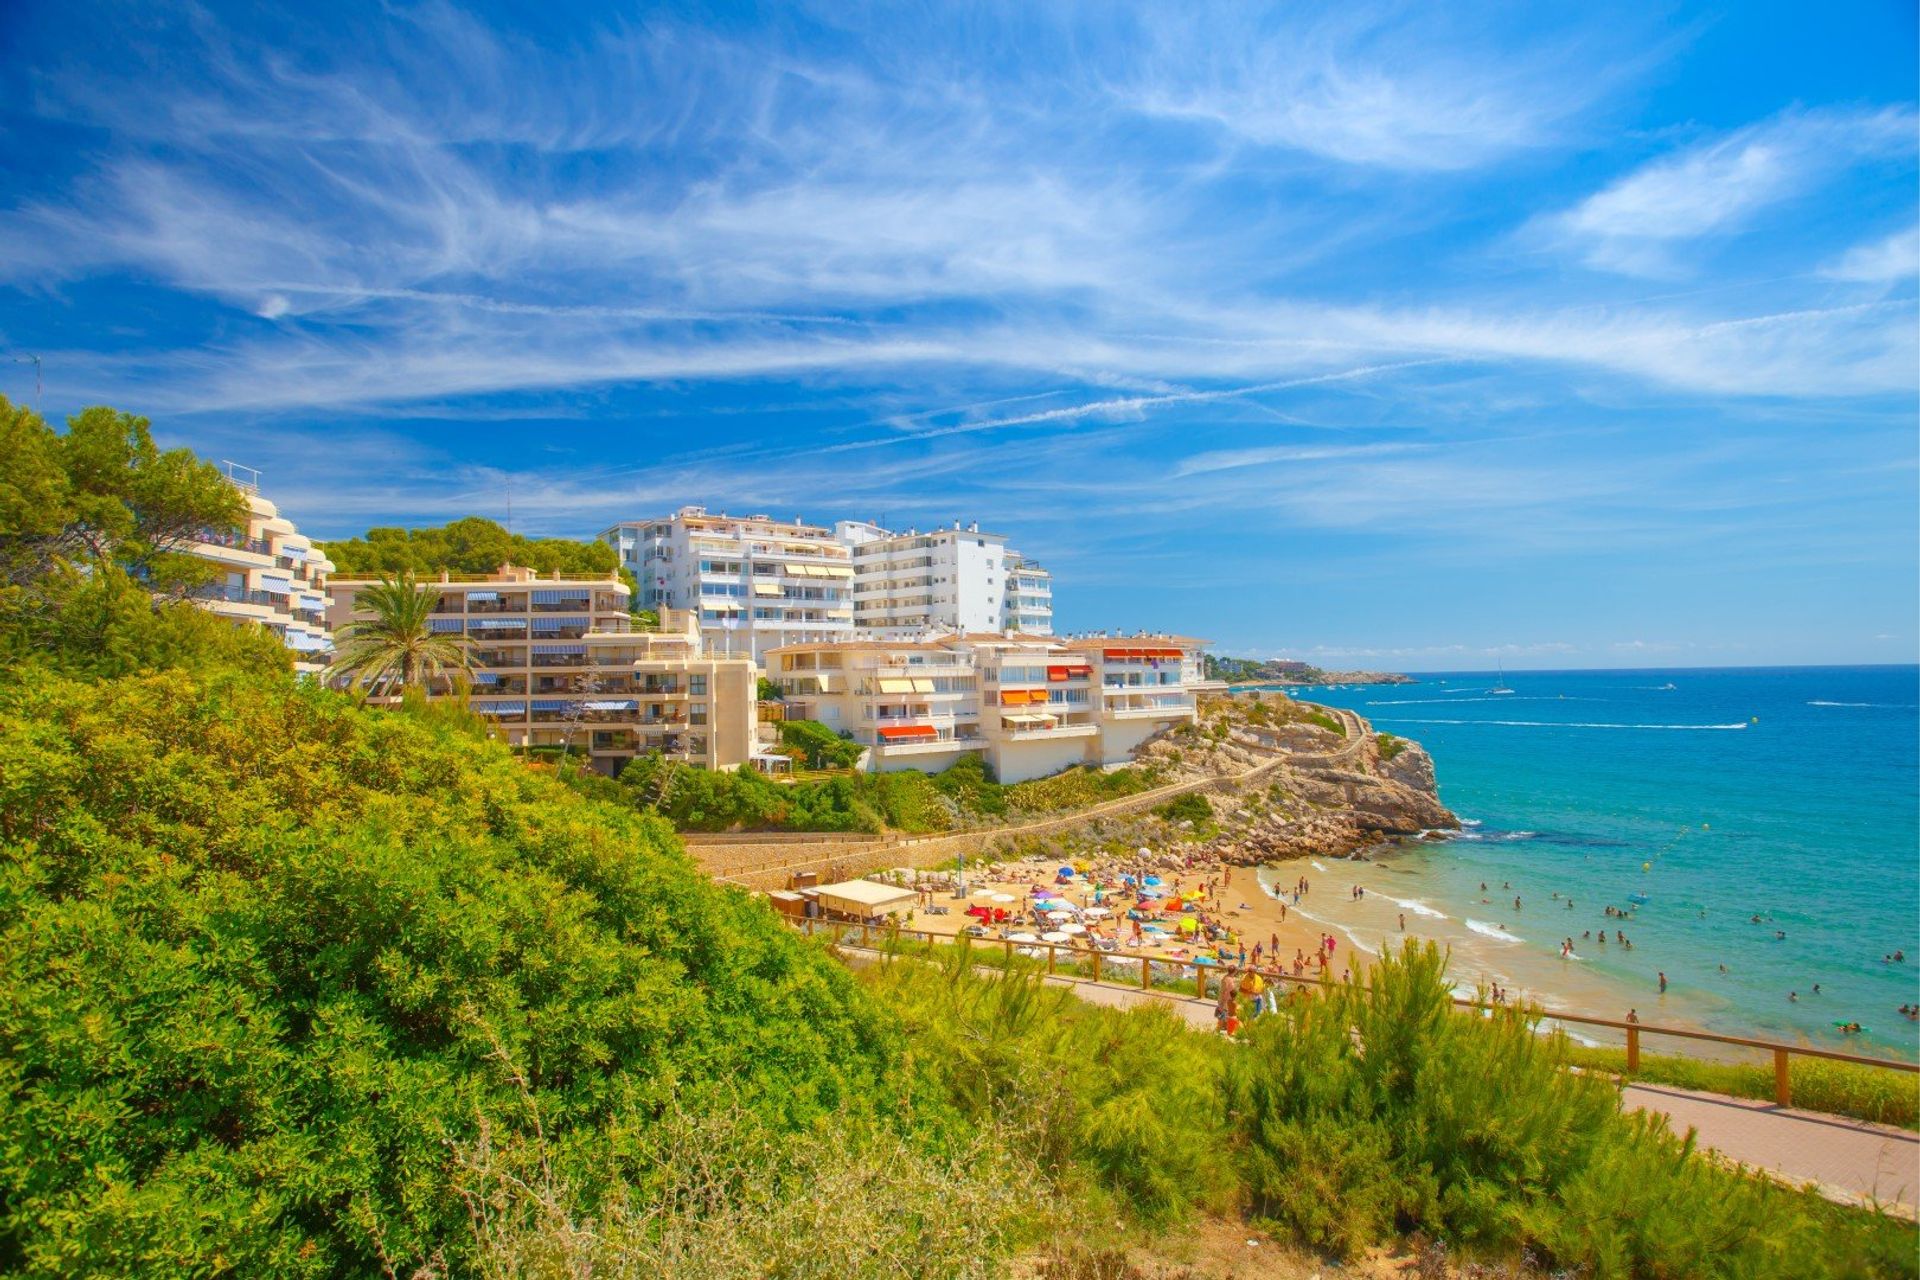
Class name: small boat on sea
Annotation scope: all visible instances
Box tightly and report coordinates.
[1487,662,1515,696]
[1628,892,1650,905]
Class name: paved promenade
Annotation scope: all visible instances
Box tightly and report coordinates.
[849,948,1920,1216]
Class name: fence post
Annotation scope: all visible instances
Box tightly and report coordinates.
[1197,967,1208,1002]
[1004,938,1013,965]
[1774,1047,1791,1108]
[805,917,814,938]
[1047,944,1057,975]
[1626,1025,1640,1074]
[1141,956,1151,989]
[1090,950,1101,983]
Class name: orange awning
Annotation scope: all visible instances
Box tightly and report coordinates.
[1047,666,1071,681]
[877,724,937,742]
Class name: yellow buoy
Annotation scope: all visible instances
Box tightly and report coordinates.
[1642,862,1651,872]
[1750,716,1758,724]
[1702,823,1709,830]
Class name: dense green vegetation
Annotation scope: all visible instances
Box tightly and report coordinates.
[863,944,1915,1280]
[0,667,906,1276]
[320,515,619,580]
[1376,731,1408,760]
[776,718,863,770]
[1566,1044,1918,1131]
[576,752,1163,834]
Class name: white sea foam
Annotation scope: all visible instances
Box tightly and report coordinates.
[1461,817,1483,827]
[1375,719,1748,730]
[1807,700,1915,708]
[1502,831,1537,841]
[1310,859,1329,873]
[1466,919,1524,943]
[1392,897,1447,919]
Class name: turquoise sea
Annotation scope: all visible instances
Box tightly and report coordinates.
[1256,666,1920,1061]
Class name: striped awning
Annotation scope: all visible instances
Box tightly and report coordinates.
[429,618,465,632]
[277,544,308,561]
[476,701,526,715]
[471,672,500,684]
[531,616,588,630]
[467,590,501,602]
[532,589,591,604]
[532,643,586,655]
[530,699,576,713]
[583,699,638,712]
[256,575,293,596]
[471,618,525,630]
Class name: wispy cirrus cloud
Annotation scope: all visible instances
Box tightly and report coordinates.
[1821,223,1920,286]
[1539,105,1917,275]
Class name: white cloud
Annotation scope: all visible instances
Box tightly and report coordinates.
[1543,106,1916,274]
[1118,7,1633,170]
[1822,224,1920,285]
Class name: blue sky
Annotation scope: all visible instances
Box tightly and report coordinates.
[1,2,1914,668]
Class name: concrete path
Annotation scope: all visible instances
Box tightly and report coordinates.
[852,949,1920,1216]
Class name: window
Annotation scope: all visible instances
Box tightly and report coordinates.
[690,703,708,725]
[689,674,708,696]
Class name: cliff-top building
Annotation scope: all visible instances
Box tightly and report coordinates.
[327,565,757,775]
[834,519,1053,639]
[767,630,1218,783]
[186,464,336,676]
[601,507,855,664]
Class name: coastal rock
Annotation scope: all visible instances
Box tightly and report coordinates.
[1380,740,1439,794]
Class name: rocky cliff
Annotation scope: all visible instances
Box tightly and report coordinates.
[1133,693,1456,865]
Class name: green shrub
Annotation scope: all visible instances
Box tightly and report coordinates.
[1376,732,1407,761]
[778,718,862,770]
[1226,942,1911,1278]
[1153,792,1214,829]
[0,667,902,1276]
[1302,711,1344,736]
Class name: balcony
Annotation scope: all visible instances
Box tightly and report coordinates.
[1000,722,1099,740]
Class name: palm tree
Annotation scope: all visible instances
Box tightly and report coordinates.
[326,571,473,697]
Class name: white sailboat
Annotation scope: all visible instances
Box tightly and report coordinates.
[1487,662,1515,695]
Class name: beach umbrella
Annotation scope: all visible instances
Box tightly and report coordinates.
[1057,866,1076,878]
[1007,932,1040,943]
[990,893,1015,903]
[1144,876,1162,887]
[1084,907,1110,919]
[1046,909,1072,921]
[1041,931,1071,943]
[1177,917,1198,934]
[1136,848,1152,858]
[1060,923,1087,935]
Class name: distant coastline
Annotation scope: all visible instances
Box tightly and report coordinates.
[1208,653,1417,688]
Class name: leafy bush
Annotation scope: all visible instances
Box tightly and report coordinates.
[0,667,902,1276]
[1376,732,1407,761]
[319,515,618,580]
[1226,942,1910,1277]
[1153,792,1214,828]
[1302,711,1345,736]
[778,718,863,770]
[1002,764,1159,815]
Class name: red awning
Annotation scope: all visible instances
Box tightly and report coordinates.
[1047,665,1071,681]
[877,725,937,742]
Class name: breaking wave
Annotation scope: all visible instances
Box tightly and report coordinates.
[1374,719,1749,731]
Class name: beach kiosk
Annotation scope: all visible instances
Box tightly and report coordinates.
[814,879,919,925]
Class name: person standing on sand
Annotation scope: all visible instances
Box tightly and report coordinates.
[1399,913,1406,931]
[1658,971,1668,993]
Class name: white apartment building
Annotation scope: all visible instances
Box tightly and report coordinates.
[187,465,336,676]
[834,519,1054,639]
[768,631,1217,783]
[600,507,855,664]
[327,567,758,776]
[1002,553,1053,634]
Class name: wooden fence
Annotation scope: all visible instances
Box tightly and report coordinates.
[796,919,1920,1111]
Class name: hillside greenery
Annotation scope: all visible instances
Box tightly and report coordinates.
[573,752,1163,835]
[319,517,639,603]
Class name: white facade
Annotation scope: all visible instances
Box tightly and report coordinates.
[601,507,854,665]
[834,519,1053,639]
[187,470,336,676]
[1001,552,1053,634]
[768,631,1218,784]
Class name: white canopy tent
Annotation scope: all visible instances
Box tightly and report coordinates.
[815,879,919,920]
